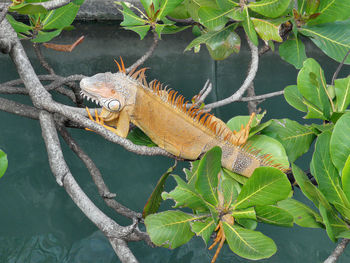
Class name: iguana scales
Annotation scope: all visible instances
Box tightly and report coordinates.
[80,59,286,177]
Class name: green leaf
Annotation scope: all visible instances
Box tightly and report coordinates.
[284,85,307,112]
[144,211,195,249]
[216,0,240,10]
[297,58,332,119]
[279,35,307,69]
[235,218,257,230]
[334,76,350,112]
[222,168,248,185]
[6,15,32,33]
[261,119,316,163]
[226,113,263,133]
[319,204,336,242]
[142,163,175,218]
[195,147,221,206]
[278,198,323,228]
[297,0,320,15]
[198,7,229,31]
[162,175,210,211]
[219,171,241,204]
[160,25,191,34]
[42,3,80,30]
[120,2,148,26]
[310,123,334,134]
[342,155,350,202]
[185,0,219,21]
[185,160,200,184]
[124,25,151,39]
[255,205,293,227]
[157,0,184,19]
[32,29,62,43]
[251,18,282,42]
[206,25,240,60]
[247,135,290,170]
[311,131,350,213]
[127,127,157,146]
[330,112,350,172]
[223,223,277,260]
[190,217,216,244]
[232,207,256,220]
[9,3,48,14]
[299,21,350,65]
[0,150,8,178]
[303,99,326,120]
[248,0,291,18]
[307,0,350,25]
[242,6,258,46]
[234,167,291,209]
[185,24,236,51]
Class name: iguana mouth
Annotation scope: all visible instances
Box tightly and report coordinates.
[80,90,102,106]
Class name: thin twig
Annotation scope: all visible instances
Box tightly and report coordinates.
[204,36,259,109]
[125,30,159,73]
[57,122,143,220]
[33,43,55,75]
[324,239,350,263]
[240,90,284,102]
[331,49,350,86]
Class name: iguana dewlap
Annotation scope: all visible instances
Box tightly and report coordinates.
[80,61,285,177]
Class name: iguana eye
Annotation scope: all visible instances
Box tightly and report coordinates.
[106,99,121,111]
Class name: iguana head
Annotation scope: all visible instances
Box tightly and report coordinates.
[80,72,127,112]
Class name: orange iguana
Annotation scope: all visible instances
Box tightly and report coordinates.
[80,59,286,177]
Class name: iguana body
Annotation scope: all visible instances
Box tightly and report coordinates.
[80,61,285,177]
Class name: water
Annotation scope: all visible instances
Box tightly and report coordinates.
[0,22,349,262]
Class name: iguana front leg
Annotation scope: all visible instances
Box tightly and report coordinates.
[86,107,130,138]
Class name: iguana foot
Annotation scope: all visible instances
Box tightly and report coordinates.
[85,107,119,134]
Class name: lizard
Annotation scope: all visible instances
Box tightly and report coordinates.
[80,59,288,177]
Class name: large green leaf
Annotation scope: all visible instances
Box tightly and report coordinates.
[232,207,256,220]
[185,24,236,51]
[216,0,240,11]
[255,205,293,227]
[190,217,216,245]
[330,112,350,172]
[142,164,175,218]
[0,150,8,178]
[185,0,219,21]
[299,21,350,65]
[334,76,350,112]
[32,29,62,43]
[9,3,47,14]
[311,132,348,206]
[124,25,151,40]
[226,113,263,133]
[297,58,332,119]
[223,222,277,260]
[283,85,307,112]
[198,7,230,31]
[251,18,282,42]
[219,171,241,205]
[127,127,157,146]
[242,6,258,46]
[206,25,240,60]
[297,0,320,15]
[307,0,350,25]
[6,15,32,34]
[157,0,184,19]
[162,175,210,211]
[279,35,307,69]
[342,155,350,202]
[262,119,316,163]
[42,2,80,30]
[278,198,323,228]
[247,135,290,170]
[195,147,221,206]
[222,168,248,185]
[248,0,291,18]
[234,167,291,209]
[144,211,195,249]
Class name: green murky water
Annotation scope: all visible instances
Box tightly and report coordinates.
[0,22,349,262]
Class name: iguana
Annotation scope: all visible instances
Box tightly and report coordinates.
[80,59,287,177]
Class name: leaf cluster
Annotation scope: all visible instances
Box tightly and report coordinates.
[7,0,85,43]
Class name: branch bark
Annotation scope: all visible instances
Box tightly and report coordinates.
[324,239,350,263]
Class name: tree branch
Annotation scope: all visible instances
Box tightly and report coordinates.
[33,0,74,10]
[239,90,284,102]
[0,2,10,24]
[33,43,56,75]
[324,239,350,263]
[126,30,159,73]
[331,49,350,86]
[204,36,259,109]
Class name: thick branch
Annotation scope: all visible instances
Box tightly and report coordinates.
[0,2,10,24]
[0,96,40,119]
[324,239,350,263]
[204,37,259,109]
